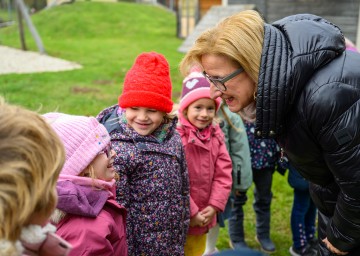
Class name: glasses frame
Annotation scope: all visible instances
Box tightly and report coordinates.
[203,68,244,91]
[98,143,112,158]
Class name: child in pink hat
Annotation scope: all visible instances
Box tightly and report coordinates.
[176,66,232,256]
[44,113,127,256]
[97,52,190,256]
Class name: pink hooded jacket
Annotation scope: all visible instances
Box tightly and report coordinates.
[52,177,127,256]
[177,116,232,235]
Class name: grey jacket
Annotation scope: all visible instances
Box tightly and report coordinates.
[218,105,252,192]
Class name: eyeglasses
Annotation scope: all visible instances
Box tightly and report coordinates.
[98,143,112,158]
[202,68,244,91]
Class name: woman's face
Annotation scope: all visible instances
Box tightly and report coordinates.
[202,54,255,113]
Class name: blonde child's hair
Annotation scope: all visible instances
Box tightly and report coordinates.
[179,9,264,84]
[219,104,243,133]
[0,97,65,254]
[80,164,120,181]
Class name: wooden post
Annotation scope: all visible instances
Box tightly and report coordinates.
[16,0,27,51]
[15,0,45,54]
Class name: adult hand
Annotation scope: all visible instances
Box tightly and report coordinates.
[322,238,348,255]
[200,206,216,226]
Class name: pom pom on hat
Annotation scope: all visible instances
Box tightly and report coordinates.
[43,113,110,176]
[118,52,173,113]
[179,65,221,113]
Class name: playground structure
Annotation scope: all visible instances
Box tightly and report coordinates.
[0,0,45,53]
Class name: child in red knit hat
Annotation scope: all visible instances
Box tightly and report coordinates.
[97,52,190,256]
[176,65,232,256]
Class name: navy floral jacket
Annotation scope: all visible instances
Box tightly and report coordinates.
[97,105,190,256]
[244,121,285,172]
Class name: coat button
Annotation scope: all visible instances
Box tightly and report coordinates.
[256,131,262,136]
[269,130,276,136]
[191,139,195,143]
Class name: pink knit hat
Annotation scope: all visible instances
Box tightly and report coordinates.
[179,66,222,113]
[118,52,173,113]
[43,113,110,176]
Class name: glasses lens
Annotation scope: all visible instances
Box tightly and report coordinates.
[203,71,226,91]
[99,143,112,158]
[105,144,112,158]
[212,80,226,91]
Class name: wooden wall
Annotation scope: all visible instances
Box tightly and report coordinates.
[227,0,360,44]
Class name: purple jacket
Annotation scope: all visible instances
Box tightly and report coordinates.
[54,180,127,256]
[97,105,190,256]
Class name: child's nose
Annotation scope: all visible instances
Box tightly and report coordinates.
[200,109,208,116]
[138,111,148,120]
[110,149,116,158]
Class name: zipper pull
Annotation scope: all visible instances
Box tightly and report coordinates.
[280,148,284,163]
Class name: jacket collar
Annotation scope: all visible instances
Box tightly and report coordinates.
[255,23,291,139]
[255,15,345,139]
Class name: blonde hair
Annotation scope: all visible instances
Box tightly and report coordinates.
[219,104,243,133]
[0,97,65,254]
[179,10,265,83]
[80,164,120,181]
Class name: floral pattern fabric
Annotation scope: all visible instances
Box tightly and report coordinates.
[97,105,190,256]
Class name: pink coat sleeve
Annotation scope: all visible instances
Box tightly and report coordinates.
[189,195,200,217]
[208,137,233,212]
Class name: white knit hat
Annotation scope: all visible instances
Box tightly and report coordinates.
[43,113,110,176]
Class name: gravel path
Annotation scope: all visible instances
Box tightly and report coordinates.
[0,45,82,75]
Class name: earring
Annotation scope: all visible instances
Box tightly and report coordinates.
[253,91,257,101]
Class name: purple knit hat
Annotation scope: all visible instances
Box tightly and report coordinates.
[43,113,110,176]
[179,68,222,113]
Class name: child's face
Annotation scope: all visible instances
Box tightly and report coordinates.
[186,98,216,129]
[125,107,165,136]
[90,144,116,182]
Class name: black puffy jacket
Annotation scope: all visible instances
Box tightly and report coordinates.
[255,14,360,254]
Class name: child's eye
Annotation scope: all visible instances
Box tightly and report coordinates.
[130,107,139,110]
[148,109,157,113]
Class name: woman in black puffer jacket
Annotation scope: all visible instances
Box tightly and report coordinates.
[180,10,360,256]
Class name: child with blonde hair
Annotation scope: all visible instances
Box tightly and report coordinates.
[0,97,72,256]
[45,113,127,256]
[176,68,232,255]
[97,52,190,255]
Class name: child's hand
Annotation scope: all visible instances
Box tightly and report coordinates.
[189,212,205,227]
[200,206,217,226]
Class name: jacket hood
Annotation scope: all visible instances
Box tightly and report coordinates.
[177,112,223,141]
[56,180,110,218]
[255,14,345,138]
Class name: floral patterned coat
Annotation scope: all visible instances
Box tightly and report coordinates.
[97,105,190,256]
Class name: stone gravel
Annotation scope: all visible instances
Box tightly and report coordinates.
[0,45,82,75]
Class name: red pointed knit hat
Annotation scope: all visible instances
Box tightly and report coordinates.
[118,52,173,113]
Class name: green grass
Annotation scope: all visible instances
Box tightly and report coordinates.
[217,172,294,255]
[0,2,184,115]
[0,2,295,255]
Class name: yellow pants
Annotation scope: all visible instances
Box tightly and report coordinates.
[184,234,206,256]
